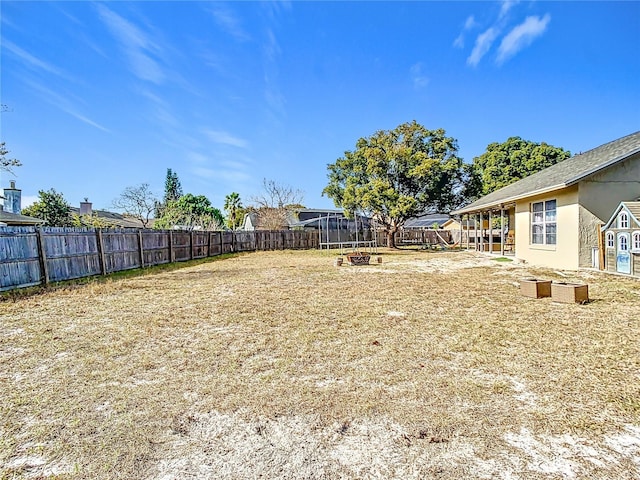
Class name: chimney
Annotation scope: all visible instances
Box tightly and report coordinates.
[3,181,22,214]
[80,198,92,215]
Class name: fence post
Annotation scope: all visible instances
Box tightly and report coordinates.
[138,230,145,268]
[207,231,212,257]
[35,227,50,285]
[95,229,106,275]
[168,230,174,263]
[190,231,194,260]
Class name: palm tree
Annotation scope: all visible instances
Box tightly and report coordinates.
[224,192,243,230]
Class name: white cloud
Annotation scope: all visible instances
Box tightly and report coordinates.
[192,166,251,183]
[465,15,477,30]
[499,0,520,20]
[2,39,66,78]
[24,80,110,132]
[410,63,429,89]
[497,14,551,64]
[208,4,250,41]
[467,27,499,67]
[203,130,249,149]
[453,15,477,49]
[96,4,165,84]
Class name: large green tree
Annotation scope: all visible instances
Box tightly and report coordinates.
[21,189,72,226]
[323,121,465,248]
[154,193,224,230]
[471,137,571,195]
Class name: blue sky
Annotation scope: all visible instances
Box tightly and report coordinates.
[1,1,639,212]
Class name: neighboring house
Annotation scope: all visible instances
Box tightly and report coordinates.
[403,214,451,229]
[241,208,371,231]
[601,202,640,277]
[441,218,479,230]
[240,208,299,231]
[1,181,45,226]
[0,210,45,226]
[71,200,150,228]
[240,208,374,245]
[452,131,640,270]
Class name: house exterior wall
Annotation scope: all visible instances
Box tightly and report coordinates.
[514,186,580,270]
[578,153,640,268]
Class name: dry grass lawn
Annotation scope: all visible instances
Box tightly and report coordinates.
[1,249,639,479]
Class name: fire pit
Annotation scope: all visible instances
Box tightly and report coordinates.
[346,252,371,266]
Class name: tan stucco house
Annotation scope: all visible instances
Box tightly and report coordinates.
[452,131,640,270]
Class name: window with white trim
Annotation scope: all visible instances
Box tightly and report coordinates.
[619,234,629,252]
[531,199,556,245]
[606,232,614,248]
[618,211,629,229]
[633,232,640,252]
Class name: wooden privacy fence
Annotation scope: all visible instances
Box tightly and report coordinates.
[0,227,319,292]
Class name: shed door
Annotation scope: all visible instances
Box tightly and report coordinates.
[616,232,631,274]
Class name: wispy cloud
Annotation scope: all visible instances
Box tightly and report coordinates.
[193,166,251,183]
[497,14,551,64]
[499,0,519,20]
[410,63,429,89]
[467,27,499,67]
[138,88,179,127]
[207,3,250,41]
[262,27,286,118]
[96,4,165,84]
[25,80,110,132]
[203,130,249,149]
[2,39,67,78]
[453,15,477,49]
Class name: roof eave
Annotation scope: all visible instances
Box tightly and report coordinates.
[452,183,566,215]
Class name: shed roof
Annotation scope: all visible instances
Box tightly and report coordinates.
[453,131,640,215]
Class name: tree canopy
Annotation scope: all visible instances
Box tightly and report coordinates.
[163,168,183,204]
[21,189,72,226]
[154,193,224,231]
[471,137,571,195]
[323,121,465,247]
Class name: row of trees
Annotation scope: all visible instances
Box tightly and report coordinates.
[18,169,301,231]
[5,121,571,241]
[323,120,570,247]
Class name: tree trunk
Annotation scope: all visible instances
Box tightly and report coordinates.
[387,229,398,249]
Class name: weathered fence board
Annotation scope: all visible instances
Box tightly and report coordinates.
[0,227,41,291]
